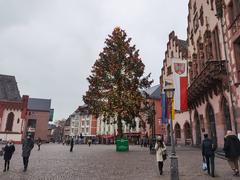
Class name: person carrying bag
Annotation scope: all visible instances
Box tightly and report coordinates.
[155,137,166,175]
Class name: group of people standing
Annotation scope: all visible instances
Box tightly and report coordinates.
[201,130,240,177]
[1,135,35,172]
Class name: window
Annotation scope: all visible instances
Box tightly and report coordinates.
[5,112,14,131]
[82,121,85,126]
[193,1,197,13]
[27,119,36,128]
[212,26,221,60]
[82,128,85,133]
[228,0,240,25]
[17,118,20,124]
[86,121,90,126]
[167,66,172,75]
[210,0,214,10]
[199,6,204,26]
[204,30,213,60]
[86,128,89,133]
[234,37,240,81]
[193,13,199,32]
[175,123,181,139]
[184,122,192,139]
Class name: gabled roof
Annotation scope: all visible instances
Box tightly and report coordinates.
[144,85,161,100]
[28,98,51,112]
[0,74,21,101]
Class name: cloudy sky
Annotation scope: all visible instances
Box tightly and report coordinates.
[0,0,188,120]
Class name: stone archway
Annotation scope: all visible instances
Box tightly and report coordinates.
[221,96,232,131]
[194,111,201,146]
[184,122,192,139]
[174,123,181,139]
[5,112,14,131]
[206,103,217,146]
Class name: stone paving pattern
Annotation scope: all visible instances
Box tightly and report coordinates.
[0,144,239,180]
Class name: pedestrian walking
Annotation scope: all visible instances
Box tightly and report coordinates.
[202,134,216,177]
[3,140,15,172]
[88,139,92,147]
[70,138,74,152]
[155,137,166,175]
[223,130,240,177]
[22,135,34,172]
[37,137,42,151]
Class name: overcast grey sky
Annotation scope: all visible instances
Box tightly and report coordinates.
[0,0,188,120]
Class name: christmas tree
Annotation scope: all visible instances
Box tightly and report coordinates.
[83,27,153,137]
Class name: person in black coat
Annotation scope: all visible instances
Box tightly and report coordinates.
[202,134,216,177]
[70,138,74,152]
[223,130,240,177]
[37,137,42,151]
[3,140,15,172]
[22,135,34,172]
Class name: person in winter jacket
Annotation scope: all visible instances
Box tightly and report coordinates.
[155,137,166,175]
[3,140,15,172]
[202,134,216,177]
[70,138,74,152]
[22,135,34,172]
[223,130,240,177]
[37,137,42,151]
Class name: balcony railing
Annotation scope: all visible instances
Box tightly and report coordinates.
[188,60,227,109]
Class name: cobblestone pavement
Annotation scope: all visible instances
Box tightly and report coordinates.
[0,144,239,180]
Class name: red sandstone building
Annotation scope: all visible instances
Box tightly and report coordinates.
[0,75,28,143]
[26,98,53,141]
[143,85,162,139]
[158,1,240,148]
[187,0,239,148]
[0,74,53,143]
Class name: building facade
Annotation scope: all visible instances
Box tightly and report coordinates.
[224,0,240,133]
[187,0,240,148]
[159,31,191,145]
[26,98,53,141]
[0,75,28,143]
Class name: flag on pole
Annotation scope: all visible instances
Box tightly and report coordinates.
[172,59,188,111]
[161,93,168,124]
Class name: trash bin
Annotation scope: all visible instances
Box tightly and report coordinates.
[116,138,129,152]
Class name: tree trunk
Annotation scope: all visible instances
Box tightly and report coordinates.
[117,115,123,138]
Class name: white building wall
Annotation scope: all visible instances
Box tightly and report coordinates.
[0,109,24,133]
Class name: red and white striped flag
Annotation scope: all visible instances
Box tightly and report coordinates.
[172,59,188,112]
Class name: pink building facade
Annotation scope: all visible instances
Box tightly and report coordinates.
[159,32,192,145]
[187,0,239,148]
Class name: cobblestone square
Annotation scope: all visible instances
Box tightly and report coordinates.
[0,144,239,180]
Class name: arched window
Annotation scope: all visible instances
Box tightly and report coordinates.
[222,97,232,131]
[5,112,14,131]
[206,103,217,146]
[175,123,181,139]
[184,122,192,139]
[194,111,201,145]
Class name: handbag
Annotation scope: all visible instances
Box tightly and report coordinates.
[162,149,167,161]
[202,162,207,171]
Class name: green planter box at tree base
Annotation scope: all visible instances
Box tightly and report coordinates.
[116,138,129,152]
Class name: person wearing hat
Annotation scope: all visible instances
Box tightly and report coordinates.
[155,137,166,175]
[223,130,240,177]
[22,135,34,172]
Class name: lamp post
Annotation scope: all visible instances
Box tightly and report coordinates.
[164,87,179,180]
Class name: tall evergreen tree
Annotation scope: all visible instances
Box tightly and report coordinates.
[83,27,153,137]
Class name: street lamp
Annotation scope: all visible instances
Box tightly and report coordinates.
[164,87,179,180]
